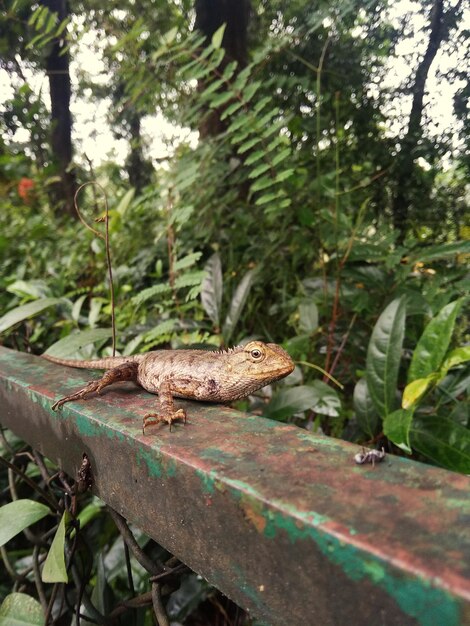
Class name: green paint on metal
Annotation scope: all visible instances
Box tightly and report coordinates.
[261,507,461,626]
[74,413,101,437]
[136,447,163,478]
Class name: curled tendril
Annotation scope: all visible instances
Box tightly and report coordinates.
[74,182,116,357]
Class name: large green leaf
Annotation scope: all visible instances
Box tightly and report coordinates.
[410,416,470,474]
[0,500,50,546]
[42,511,69,583]
[366,297,406,418]
[265,382,340,420]
[265,385,322,421]
[402,376,436,409]
[201,253,223,327]
[353,379,380,437]
[408,298,465,382]
[383,408,413,453]
[0,298,61,334]
[222,268,256,343]
[298,300,318,334]
[44,328,113,358]
[408,240,470,264]
[0,593,43,626]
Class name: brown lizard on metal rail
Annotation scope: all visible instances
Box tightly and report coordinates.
[42,341,294,432]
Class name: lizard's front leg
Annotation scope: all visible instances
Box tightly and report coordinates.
[52,362,139,410]
[143,379,186,433]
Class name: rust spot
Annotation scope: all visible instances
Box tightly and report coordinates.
[240,500,267,533]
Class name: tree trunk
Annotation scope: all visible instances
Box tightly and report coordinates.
[195,0,251,137]
[125,112,153,192]
[42,0,76,215]
[391,0,444,240]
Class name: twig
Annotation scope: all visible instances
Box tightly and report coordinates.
[107,507,162,576]
[0,455,57,512]
[152,582,170,626]
[73,182,116,357]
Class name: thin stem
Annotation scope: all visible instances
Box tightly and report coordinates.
[73,182,116,356]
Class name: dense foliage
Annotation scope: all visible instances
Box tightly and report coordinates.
[0,0,469,623]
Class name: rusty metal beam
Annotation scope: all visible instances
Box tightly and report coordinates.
[0,346,469,625]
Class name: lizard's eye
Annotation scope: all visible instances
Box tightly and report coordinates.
[250,348,263,360]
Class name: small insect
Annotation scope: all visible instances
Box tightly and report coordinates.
[354,447,386,467]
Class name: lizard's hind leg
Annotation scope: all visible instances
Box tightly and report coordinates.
[52,362,139,410]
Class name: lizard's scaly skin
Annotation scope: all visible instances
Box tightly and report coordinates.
[43,341,294,431]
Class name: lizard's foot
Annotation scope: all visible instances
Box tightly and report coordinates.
[143,408,187,433]
[51,379,107,411]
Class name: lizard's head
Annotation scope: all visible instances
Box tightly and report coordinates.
[225,340,294,398]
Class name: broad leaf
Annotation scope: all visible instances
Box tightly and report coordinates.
[410,416,470,473]
[383,408,413,453]
[408,240,470,264]
[440,346,470,373]
[42,511,69,583]
[402,375,436,409]
[298,301,318,334]
[201,253,223,327]
[222,268,256,343]
[115,188,135,216]
[408,298,464,382]
[0,298,61,334]
[44,328,113,358]
[0,593,43,626]
[366,297,406,418]
[307,380,341,416]
[0,500,50,546]
[265,385,322,421]
[353,379,380,437]
[265,382,340,420]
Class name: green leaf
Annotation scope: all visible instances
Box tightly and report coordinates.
[222,269,256,343]
[201,253,223,327]
[383,408,413,453]
[248,162,271,179]
[410,416,470,473]
[265,385,322,420]
[255,191,281,206]
[44,328,113,358]
[298,301,318,333]
[244,150,265,166]
[209,91,233,108]
[237,137,260,154]
[402,376,436,409]
[42,511,69,583]
[408,298,465,382]
[440,346,470,373]
[353,379,380,438]
[132,283,171,307]
[307,380,341,416]
[0,593,44,626]
[408,240,470,264]
[220,100,244,120]
[366,297,406,418]
[0,298,62,334]
[174,251,202,272]
[265,382,340,420]
[211,23,226,49]
[115,188,135,216]
[250,175,272,192]
[0,500,50,546]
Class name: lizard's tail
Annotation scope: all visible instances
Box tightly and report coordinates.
[42,354,144,370]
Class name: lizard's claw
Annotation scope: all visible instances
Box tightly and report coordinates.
[143,408,187,434]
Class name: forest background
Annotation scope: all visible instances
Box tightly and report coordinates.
[0,0,469,622]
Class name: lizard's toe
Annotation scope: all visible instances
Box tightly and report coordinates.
[143,409,187,434]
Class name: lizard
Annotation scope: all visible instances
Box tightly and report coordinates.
[42,341,294,432]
